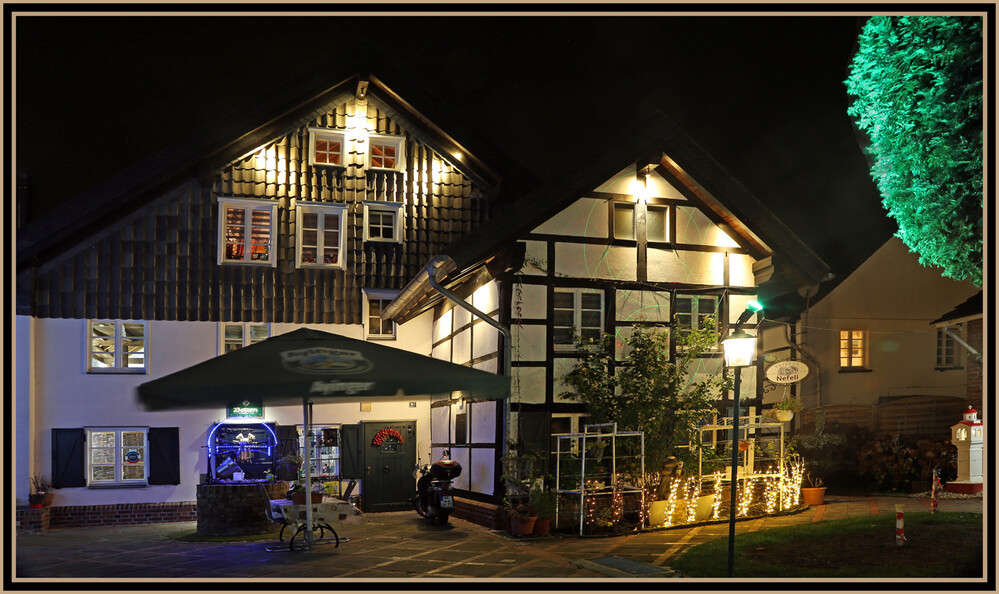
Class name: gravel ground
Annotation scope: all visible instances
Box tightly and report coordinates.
[909,490,983,500]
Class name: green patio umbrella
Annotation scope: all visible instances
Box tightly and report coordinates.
[137,327,510,549]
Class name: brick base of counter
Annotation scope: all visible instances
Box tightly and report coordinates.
[17,502,197,532]
[452,497,504,530]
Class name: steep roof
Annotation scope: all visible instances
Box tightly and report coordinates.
[931,291,983,326]
[16,46,536,272]
[385,112,830,322]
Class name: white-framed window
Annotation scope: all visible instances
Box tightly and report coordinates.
[86,427,149,487]
[362,201,404,243]
[218,198,277,266]
[308,128,346,167]
[220,322,270,355]
[553,289,604,348]
[675,294,718,334]
[363,289,399,340]
[614,203,636,240]
[936,328,959,368]
[366,134,405,171]
[840,329,868,369]
[296,201,347,268]
[88,320,147,373]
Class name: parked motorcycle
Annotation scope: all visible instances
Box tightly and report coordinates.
[413,459,462,525]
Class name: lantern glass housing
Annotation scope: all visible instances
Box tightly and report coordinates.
[722,331,757,367]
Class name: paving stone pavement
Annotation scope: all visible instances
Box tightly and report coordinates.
[11,494,983,583]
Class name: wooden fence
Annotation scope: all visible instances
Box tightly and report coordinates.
[801,395,968,439]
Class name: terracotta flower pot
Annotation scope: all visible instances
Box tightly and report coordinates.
[532,518,551,537]
[292,492,323,505]
[511,516,536,536]
[801,486,826,506]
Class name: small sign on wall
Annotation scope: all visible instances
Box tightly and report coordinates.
[764,360,810,385]
[226,400,263,418]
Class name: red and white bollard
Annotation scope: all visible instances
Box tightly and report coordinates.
[895,504,906,546]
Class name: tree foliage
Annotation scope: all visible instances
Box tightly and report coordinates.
[845,16,983,286]
[559,323,730,498]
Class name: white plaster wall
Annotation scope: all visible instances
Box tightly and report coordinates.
[512,324,546,361]
[520,241,548,275]
[512,283,546,320]
[594,167,685,200]
[532,197,608,238]
[795,238,980,408]
[615,290,670,322]
[555,243,637,280]
[24,311,434,507]
[16,315,34,505]
[675,206,740,247]
[648,249,725,285]
[513,366,546,404]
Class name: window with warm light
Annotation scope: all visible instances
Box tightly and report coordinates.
[553,289,604,348]
[88,320,146,373]
[362,201,404,243]
[218,198,277,266]
[86,427,149,487]
[296,202,347,268]
[367,134,405,171]
[309,128,346,167]
[839,329,868,369]
[220,322,270,355]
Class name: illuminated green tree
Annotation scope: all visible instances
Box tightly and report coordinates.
[845,16,983,286]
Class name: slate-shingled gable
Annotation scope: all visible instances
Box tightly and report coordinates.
[17,49,533,323]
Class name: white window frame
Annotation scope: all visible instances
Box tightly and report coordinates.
[295,201,347,269]
[366,133,406,172]
[553,289,605,350]
[219,322,271,355]
[362,201,404,243]
[308,128,347,167]
[363,289,399,340]
[936,327,962,369]
[87,320,148,374]
[85,426,149,488]
[218,198,278,267]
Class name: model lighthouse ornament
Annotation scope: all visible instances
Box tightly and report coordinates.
[946,406,984,494]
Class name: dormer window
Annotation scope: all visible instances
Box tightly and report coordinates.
[363,201,404,243]
[367,134,405,171]
[309,128,346,166]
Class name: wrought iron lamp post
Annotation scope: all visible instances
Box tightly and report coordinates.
[722,303,760,577]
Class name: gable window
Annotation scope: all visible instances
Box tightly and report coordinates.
[614,203,636,240]
[364,290,399,340]
[362,201,404,243]
[367,134,405,171]
[296,202,347,268]
[936,328,960,369]
[553,289,604,348]
[675,294,718,334]
[218,198,277,266]
[86,427,149,487]
[309,128,346,166]
[647,205,668,242]
[88,320,146,373]
[840,329,868,369]
[220,322,270,355]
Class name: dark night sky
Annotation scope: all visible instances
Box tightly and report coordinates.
[13,12,897,283]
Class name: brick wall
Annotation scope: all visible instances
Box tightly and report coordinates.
[16,507,51,532]
[39,502,198,530]
[452,497,504,530]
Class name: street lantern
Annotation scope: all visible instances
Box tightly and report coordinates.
[722,326,758,578]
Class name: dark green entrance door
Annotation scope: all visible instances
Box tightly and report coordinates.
[361,421,416,512]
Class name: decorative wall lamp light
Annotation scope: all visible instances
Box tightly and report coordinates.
[721,300,762,577]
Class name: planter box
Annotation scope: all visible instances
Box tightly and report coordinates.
[292,492,323,505]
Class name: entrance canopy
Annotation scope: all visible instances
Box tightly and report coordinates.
[137,327,510,411]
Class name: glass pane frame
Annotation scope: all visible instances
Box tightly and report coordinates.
[365,133,406,172]
[217,198,278,267]
[87,320,148,374]
[363,290,400,341]
[295,202,347,269]
[839,329,868,368]
[86,427,149,487]
[362,201,405,243]
[308,128,347,167]
[553,289,606,350]
[219,322,271,355]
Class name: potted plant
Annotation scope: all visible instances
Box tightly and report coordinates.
[287,482,323,504]
[506,503,538,536]
[800,471,826,505]
[276,453,303,481]
[530,486,557,537]
[768,397,804,422]
[30,474,53,507]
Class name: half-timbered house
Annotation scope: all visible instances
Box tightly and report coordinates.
[16,57,826,528]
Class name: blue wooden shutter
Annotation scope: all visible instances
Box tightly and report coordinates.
[51,428,86,488]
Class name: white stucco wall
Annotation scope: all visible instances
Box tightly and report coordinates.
[19,312,433,506]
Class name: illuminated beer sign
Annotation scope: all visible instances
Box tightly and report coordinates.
[226,400,263,418]
[764,360,810,385]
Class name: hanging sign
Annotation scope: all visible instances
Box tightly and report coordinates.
[764,360,810,385]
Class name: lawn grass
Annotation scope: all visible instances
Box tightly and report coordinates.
[672,512,983,578]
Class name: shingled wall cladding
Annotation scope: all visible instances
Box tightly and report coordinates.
[28,96,489,323]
